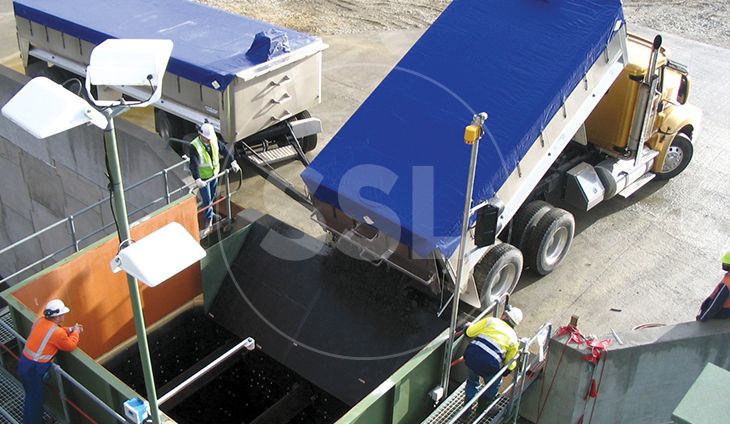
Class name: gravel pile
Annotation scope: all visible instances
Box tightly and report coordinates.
[196,0,729,48]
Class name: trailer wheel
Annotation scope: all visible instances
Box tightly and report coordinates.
[655,133,693,180]
[473,243,523,305]
[294,110,318,153]
[525,208,574,276]
[155,109,191,156]
[509,200,551,250]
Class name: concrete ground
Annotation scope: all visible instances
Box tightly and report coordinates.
[1,0,728,363]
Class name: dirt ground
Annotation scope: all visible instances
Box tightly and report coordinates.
[198,0,730,49]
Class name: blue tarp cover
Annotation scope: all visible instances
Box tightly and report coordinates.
[13,0,321,91]
[302,0,623,258]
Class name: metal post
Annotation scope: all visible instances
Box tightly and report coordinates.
[509,339,530,421]
[225,170,232,225]
[103,112,162,424]
[162,170,171,205]
[54,367,72,423]
[68,215,79,252]
[438,113,486,399]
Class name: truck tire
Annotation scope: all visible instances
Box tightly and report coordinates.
[473,243,523,306]
[525,208,575,276]
[294,110,318,153]
[509,200,551,250]
[155,109,190,156]
[655,133,693,180]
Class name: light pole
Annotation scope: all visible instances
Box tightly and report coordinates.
[438,112,488,400]
[2,39,205,424]
[102,108,162,423]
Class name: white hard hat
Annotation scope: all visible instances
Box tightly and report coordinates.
[44,299,70,318]
[198,123,217,142]
[504,305,523,327]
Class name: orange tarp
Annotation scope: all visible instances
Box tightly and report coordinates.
[12,197,202,359]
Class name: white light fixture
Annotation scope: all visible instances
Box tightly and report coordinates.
[1,77,107,138]
[111,222,205,287]
[85,39,174,107]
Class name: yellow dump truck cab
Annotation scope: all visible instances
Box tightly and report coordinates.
[586,33,702,179]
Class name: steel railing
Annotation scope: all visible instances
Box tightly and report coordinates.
[0,316,129,423]
[0,159,240,286]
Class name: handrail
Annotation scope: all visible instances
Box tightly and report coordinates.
[445,322,553,423]
[0,159,240,285]
[158,337,255,405]
[0,317,128,423]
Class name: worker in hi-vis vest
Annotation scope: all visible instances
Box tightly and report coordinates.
[697,250,730,321]
[463,305,522,408]
[19,299,83,424]
[188,123,240,237]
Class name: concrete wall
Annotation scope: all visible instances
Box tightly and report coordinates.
[520,319,730,423]
[0,65,190,283]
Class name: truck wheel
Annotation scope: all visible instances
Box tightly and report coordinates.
[473,243,523,306]
[155,109,189,156]
[294,110,318,152]
[509,200,551,250]
[525,208,575,276]
[655,133,693,180]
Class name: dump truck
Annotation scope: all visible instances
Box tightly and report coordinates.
[12,0,327,163]
[300,1,702,311]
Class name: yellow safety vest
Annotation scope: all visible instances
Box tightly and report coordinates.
[466,317,520,370]
[191,136,219,180]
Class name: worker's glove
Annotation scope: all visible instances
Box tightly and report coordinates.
[461,321,472,335]
[71,323,84,334]
[230,161,241,173]
[195,178,207,189]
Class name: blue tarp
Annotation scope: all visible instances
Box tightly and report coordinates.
[301,0,624,258]
[13,0,321,91]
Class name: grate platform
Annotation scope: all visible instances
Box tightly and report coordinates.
[0,367,59,424]
[0,309,15,345]
[422,382,510,424]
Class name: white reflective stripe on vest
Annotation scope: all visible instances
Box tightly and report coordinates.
[473,334,505,364]
[23,322,59,362]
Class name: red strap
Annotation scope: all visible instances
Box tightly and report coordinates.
[556,325,584,345]
[581,337,613,365]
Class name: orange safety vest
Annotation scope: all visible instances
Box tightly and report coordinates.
[23,318,79,363]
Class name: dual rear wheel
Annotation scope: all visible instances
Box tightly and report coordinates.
[473,201,576,304]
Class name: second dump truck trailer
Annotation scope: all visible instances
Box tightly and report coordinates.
[301,0,701,310]
[12,0,327,163]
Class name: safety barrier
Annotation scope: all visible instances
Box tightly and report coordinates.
[0,311,128,423]
[0,159,240,286]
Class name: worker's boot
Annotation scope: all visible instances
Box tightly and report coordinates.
[200,219,213,238]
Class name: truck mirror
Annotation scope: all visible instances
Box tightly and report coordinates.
[677,75,690,105]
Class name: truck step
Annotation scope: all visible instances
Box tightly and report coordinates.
[618,172,656,198]
[248,145,298,166]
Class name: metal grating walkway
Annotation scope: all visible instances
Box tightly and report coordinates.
[0,309,15,345]
[421,382,509,424]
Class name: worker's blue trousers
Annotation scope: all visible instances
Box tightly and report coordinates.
[464,344,502,403]
[199,178,218,222]
[18,355,53,424]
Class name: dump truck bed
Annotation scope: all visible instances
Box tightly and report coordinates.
[205,214,447,406]
[301,0,626,258]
